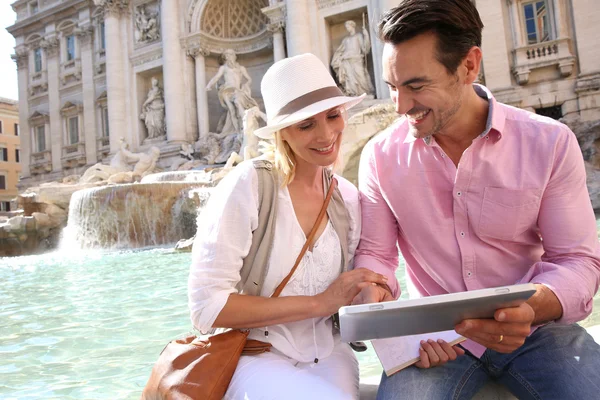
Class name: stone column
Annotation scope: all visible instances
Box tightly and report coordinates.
[508,0,523,48]
[184,54,198,142]
[161,0,187,144]
[12,48,31,178]
[188,46,210,139]
[97,0,129,153]
[285,0,311,56]
[77,26,98,165]
[271,25,286,62]
[263,3,286,62]
[572,0,600,76]
[42,36,62,173]
[477,0,513,90]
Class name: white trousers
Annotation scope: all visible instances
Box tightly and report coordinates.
[224,342,359,400]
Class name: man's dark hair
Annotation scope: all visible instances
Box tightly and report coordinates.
[378,0,484,74]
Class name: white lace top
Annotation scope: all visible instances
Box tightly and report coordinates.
[188,160,361,363]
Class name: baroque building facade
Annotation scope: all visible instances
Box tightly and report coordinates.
[0,98,21,211]
[7,0,600,187]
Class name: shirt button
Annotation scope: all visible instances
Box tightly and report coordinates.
[457,191,462,197]
[460,232,465,237]
[467,271,472,277]
[485,135,489,140]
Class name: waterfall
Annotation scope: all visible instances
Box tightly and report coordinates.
[62,182,210,249]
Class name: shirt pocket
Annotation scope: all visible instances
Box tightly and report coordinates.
[479,187,541,241]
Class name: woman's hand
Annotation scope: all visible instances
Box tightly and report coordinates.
[415,339,465,369]
[315,268,388,316]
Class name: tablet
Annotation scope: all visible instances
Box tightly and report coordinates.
[339,283,536,342]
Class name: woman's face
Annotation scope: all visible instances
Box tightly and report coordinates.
[280,107,345,169]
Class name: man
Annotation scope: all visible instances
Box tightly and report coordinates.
[353,0,600,399]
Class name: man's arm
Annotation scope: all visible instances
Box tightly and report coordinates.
[353,138,401,301]
[457,126,600,352]
[206,66,224,90]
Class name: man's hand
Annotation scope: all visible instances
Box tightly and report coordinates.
[455,302,535,353]
[351,282,394,305]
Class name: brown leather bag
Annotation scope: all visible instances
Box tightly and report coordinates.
[141,178,338,400]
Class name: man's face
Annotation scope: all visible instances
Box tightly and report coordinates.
[346,22,355,34]
[382,32,465,139]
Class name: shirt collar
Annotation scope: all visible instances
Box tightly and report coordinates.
[402,84,505,145]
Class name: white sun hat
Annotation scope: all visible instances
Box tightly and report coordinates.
[253,53,366,139]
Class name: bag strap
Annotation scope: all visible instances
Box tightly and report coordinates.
[271,177,338,298]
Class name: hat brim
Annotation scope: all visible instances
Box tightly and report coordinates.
[253,93,367,139]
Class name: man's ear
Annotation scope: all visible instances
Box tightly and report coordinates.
[462,46,483,85]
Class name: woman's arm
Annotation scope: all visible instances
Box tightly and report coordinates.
[214,267,388,329]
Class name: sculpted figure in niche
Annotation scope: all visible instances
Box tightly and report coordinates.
[331,20,375,96]
[206,49,259,135]
[140,77,166,140]
[135,6,160,43]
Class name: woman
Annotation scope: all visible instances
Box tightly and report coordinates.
[190,53,384,399]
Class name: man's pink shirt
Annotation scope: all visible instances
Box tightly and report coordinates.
[355,85,600,357]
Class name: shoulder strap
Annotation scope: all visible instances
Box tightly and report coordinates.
[323,169,350,273]
[237,160,278,296]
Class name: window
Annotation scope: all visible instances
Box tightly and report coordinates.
[66,35,76,61]
[0,120,3,133]
[0,175,5,190]
[102,107,109,137]
[0,148,7,162]
[68,116,79,144]
[523,1,550,44]
[535,105,562,120]
[30,2,38,15]
[100,22,106,50]
[34,48,42,72]
[14,123,19,136]
[0,201,9,211]
[36,125,46,152]
[15,149,20,163]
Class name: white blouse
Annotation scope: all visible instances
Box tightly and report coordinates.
[188,160,361,363]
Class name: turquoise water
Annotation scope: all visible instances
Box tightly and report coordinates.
[2,230,600,398]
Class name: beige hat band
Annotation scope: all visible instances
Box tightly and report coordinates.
[270,86,344,124]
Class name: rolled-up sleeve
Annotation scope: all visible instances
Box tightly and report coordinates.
[355,139,401,298]
[188,163,259,333]
[521,127,600,324]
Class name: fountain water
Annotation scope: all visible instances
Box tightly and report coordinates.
[62,174,217,249]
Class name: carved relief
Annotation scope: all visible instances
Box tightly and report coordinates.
[40,36,59,58]
[93,0,130,17]
[134,2,161,45]
[11,48,29,70]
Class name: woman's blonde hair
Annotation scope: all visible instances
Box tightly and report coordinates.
[259,106,347,186]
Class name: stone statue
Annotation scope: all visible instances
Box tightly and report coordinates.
[170,142,195,171]
[206,49,259,135]
[108,146,161,183]
[80,140,160,183]
[125,146,161,177]
[80,138,131,183]
[331,20,375,96]
[195,134,221,165]
[135,6,160,43]
[224,106,267,168]
[241,106,267,161]
[140,77,166,140]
